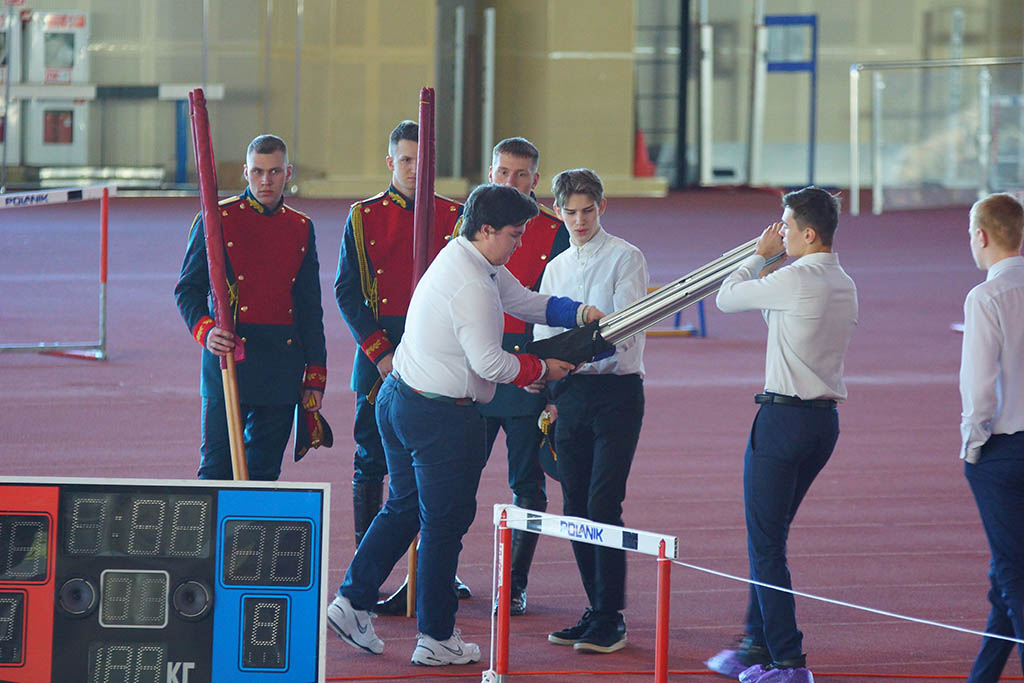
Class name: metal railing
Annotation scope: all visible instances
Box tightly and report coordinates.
[849,56,1024,215]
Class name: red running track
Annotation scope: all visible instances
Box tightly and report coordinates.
[0,189,1017,682]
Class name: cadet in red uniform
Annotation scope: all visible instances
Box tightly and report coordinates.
[335,120,463,547]
[481,137,570,615]
[175,134,327,481]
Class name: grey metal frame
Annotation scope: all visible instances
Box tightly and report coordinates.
[849,56,1024,215]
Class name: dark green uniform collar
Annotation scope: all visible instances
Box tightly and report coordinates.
[387,184,415,211]
[242,187,286,215]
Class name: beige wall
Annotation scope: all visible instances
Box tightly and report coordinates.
[267,0,437,193]
[8,0,1023,193]
[491,0,663,196]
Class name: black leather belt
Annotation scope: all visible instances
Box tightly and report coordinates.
[755,392,836,409]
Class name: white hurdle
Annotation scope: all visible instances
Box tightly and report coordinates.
[484,504,679,683]
[0,184,115,360]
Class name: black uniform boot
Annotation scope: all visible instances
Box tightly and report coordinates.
[508,495,546,615]
[352,480,383,548]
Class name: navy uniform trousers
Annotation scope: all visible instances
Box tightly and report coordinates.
[554,373,644,617]
[339,375,485,640]
[742,400,839,664]
[484,415,546,503]
[965,431,1024,683]
[199,394,293,481]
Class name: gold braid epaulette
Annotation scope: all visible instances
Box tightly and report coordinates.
[350,202,379,319]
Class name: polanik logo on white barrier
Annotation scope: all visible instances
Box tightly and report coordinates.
[560,519,604,543]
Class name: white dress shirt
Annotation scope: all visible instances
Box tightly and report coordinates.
[716,251,858,401]
[959,255,1024,463]
[393,235,551,403]
[534,228,648,377]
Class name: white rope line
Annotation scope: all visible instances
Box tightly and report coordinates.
[671,558,1024,645]
[487,520,498,671]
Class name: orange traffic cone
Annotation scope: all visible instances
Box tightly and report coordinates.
[634,129,657,177]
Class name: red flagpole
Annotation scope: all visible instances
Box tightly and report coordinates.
[188,88,248,481]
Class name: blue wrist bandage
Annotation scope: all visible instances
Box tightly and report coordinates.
[545,296,582,329]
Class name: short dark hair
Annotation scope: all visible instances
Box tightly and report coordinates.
[552,168,604,208]
[492,137,539,172]
[461,184,539,241]
[389,120,418,156]
[972,193,1024,251]
[247,134,288,160]
[782,186,841,246]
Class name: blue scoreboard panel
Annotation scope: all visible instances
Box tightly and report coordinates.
[0,477,329,683]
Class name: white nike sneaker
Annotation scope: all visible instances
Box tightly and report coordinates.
[411,628,481,666]
[326,595,384,654]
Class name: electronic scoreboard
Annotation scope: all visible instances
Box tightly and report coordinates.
[0,477,329,683]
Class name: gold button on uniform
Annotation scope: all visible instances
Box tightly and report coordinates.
[240,306,248,312]
[364,207,371,214]
[370,240,376,245]
[300,246,306,252]
[286,339,293,345]
[513,345,521,352]
[376,268,384,275]
[241,336,247,343]
[450,206,457,212]
[221,210,228,216]
[288,308,293,314]
[382,298,388,304]
[238,275,245,281]
[382,200,389,206]
[227,241,234,247]
[540,254,547,260]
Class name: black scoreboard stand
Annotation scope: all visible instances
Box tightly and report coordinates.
[0,477,330,683]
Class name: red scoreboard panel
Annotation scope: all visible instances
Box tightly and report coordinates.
[0,477,330,683]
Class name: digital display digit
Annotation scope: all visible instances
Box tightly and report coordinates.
[240,596,288,671]
[63,493,212,559]
[0,514,48,582]
[0,591,25,665]
[98,570,168,629]
[222,520,312,588]
[88,641,167,683]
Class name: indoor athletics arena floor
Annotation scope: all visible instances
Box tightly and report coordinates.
[2,188,1017,682]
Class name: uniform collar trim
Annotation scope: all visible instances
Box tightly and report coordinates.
[388,185,412,210]
[243,188,285,215]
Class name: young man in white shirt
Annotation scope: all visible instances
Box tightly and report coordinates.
[707,187,858,683]
[959,193,1024,683]
[534,168,649,654]
[327,184,599,666]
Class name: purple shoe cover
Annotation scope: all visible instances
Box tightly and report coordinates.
[738,664,814,683]
[705,649,747,678]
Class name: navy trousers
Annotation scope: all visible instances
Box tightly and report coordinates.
[339,375,486,640]
[352,391,388,485]
[742,401,839,663]
[484,414,547,504]
[199,395,293,481]
[965,431,1024,683]
[554,373,644,617]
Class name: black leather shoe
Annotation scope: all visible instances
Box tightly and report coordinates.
[455,575,471,599]
[374,580,408,616]
[509,585,526,616]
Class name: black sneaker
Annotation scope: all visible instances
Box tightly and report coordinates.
[573,614,626,654]
[548,608,595,645]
